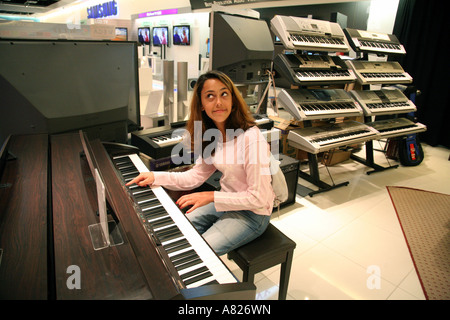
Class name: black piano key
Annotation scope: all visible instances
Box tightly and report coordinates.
[175,257,203,271]
[143,207,167,220]
[163,238,191,254]
[151,216,174,229]
[120,166,139,175]
[180,266,210,281]
[142,203,165,213]
[133,189,156,200]
[171,249,198,266]
[183,270,214,286]
[156,225,183,242]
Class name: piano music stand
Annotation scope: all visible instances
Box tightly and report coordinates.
[80,131,124,250]
[88,168,124,250]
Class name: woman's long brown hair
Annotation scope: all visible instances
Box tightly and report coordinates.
[185,70,256,154]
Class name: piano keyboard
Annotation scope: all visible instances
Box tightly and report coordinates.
[150,132,183,148]
[287,121,380,154]
[365,118,427,139]
[253,114,274,130]
[273,53,356,86]
[271,15,349,52]
[350,88,417,116]
[345,60,413,85]
[278,88,363,121]
[131,127,186,159]
[344,28,406,55]
[112,153,237,289]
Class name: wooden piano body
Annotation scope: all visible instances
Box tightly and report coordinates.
[0,133,255,300]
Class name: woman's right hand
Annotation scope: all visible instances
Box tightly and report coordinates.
[125,172,155,187]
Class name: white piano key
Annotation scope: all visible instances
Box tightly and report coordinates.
[152,186,237,284]
[125,153,237,286]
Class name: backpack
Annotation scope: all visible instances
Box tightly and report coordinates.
[269,153,288,208]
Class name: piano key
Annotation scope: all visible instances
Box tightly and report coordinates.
[175,257,203,271]
[171,249,201,267]
[116,153,238,287]
[181,265,210,281]
[163,238,191,254]
[183,270,214,286]
[151,216,175,229]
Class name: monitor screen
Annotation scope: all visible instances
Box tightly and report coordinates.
[210,12,274,83]
[0,39,141,144]
[152,26,169,46]
[173,25,190,45]
[138,27,150,45]
[114,27,128,41]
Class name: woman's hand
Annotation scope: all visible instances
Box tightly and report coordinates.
[176,191,214,214]
[125,172,155,187]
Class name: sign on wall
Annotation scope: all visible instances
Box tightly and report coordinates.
[189,0,272,10]
[87,1,118,19]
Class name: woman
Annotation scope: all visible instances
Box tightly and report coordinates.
[127,70,274,256]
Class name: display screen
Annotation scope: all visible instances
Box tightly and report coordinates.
[138,27,150,45]
[114,27,128,41]
[152,26,169,46]
[173,25,190,45]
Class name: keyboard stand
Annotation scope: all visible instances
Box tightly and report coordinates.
[297,152,349,197]
[350,116,399,175]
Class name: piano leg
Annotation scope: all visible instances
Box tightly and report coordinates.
[296,153,349,197]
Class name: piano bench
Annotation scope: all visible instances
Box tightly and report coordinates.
[227,223,296,300]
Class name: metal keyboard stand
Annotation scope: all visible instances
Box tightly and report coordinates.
[297,152,349,197]
[350,116,399,175]
[296,121,349,197]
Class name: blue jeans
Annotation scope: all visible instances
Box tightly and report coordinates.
[186,203,271,256]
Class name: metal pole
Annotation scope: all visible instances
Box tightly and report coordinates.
[163,60,174,125]
[177,61,188,121]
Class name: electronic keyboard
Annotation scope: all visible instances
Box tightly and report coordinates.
[131,126,186,159]
[274,53,356,86]
[287,121,380,154]
[278,88,363,121]
[271,15,350,52]
[345,60,413,85]
[365,117,427,139]
[344,28,406,55]
[253,114,274,130]
[349,88,417,116]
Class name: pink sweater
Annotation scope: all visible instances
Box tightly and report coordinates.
[153,126,274,216]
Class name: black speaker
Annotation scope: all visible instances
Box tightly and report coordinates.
[278,154,299,208]
[198,155,299,208]
[188,78,197,91]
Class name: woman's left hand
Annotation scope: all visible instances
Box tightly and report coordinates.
[176,191,214,214]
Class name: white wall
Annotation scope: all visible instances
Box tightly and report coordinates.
[135,11,209,79]
[367,0,399,33]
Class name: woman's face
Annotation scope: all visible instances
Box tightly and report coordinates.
[200,78,232,129]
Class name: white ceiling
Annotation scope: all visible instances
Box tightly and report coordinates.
[0,0,79,16]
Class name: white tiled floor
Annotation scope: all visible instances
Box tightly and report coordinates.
[222,141,450,300]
